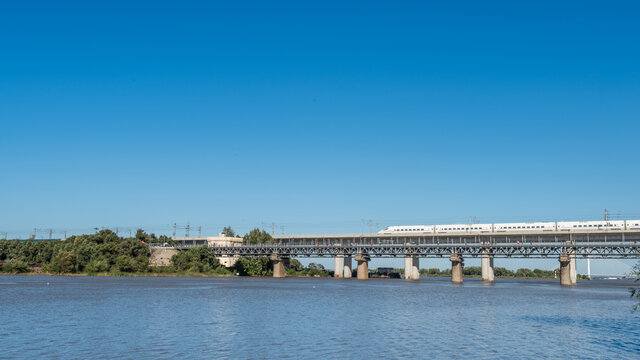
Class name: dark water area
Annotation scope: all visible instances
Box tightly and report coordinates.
[0,275,638,359]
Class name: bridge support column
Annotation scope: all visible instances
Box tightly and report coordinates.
[569,249,577,285]
[450,253,463,284]
[481,250,494,282]
[343,256,352,278]
[270,254,286,278]
[355,254,370,280]
[404,256,420,280]
[559,254,573,286]
[334,256,344,278]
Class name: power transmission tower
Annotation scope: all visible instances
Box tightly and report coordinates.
[173,223,177,238]
[33,228,37,239]
[604,209,610,221]
[115,227,119,236]
[1,232,7,240]
[271,223,275,235]
[197,226,202,237]
[48,229,53,240]
[186,223,190,238]
[63,230,67,239]
[128,229,132,238]
[280,225,284,235]
[369,220,373,234]
[361,219,364,234]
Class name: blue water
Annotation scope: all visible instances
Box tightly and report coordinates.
[0,275,638,359]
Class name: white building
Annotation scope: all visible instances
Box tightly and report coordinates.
[172,233,243,267]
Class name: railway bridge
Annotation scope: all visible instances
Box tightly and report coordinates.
[161,230,640,285]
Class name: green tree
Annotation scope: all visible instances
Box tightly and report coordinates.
[243,228,275,245]
[171,246,222,272]
[1,259,29,273]
[222,226,236,237]
[307,263,329,276]
[48,250,75,273]
[84,258,110,273]
[115,255,137,272]
[233,257,271,276]
[494,267,514,277]
[463,266,482,276]
[287,258,304,272]
[515,268,535,278]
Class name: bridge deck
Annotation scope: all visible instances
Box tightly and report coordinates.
[153,230,640,258]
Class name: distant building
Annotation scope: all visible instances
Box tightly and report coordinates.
[172,233,243,267]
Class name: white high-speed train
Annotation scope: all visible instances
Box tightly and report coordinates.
[378,220,640,234]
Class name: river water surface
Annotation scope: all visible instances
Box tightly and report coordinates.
[0,275,638,359]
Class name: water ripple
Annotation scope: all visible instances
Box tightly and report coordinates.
[0,275,638,359]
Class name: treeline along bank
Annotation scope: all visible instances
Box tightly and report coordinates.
[0,228,330,277]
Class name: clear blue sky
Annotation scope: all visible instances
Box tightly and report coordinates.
[1,1,639,273]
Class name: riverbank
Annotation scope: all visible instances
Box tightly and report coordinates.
[0,269,586,280]
[0,269,332,278]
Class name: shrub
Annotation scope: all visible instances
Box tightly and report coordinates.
[2,259,30,273]
[115,255,136,272]
[48,250,75,273]
[84,259,110,273]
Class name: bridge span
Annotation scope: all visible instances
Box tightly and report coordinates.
[164,230,640,285]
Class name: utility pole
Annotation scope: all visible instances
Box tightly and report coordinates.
[173,223,177,238]
[115,227,119,236]
[128,229,132,238]
[604,209,610,221]
[33,228,37,239]
[63,230,67,239]
[186,222,190,238]
[48,229,52,240]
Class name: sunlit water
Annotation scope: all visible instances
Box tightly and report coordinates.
[0,275,638,359]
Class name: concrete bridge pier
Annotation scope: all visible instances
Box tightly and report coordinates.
[450,253,463,284]
[343,256,352,278]
[559,254,573,286]
[355,254,370,280]
[270,254,287,278]
[334,255,344,278]
[569,249,577,285]
[481,250,494,282]
[404,255,420,280]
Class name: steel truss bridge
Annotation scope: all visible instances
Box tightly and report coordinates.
[166,231,640,259]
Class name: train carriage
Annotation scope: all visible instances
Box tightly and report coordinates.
[378,220,640,235]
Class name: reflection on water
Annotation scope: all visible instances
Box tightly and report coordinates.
[0,275,638,359]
